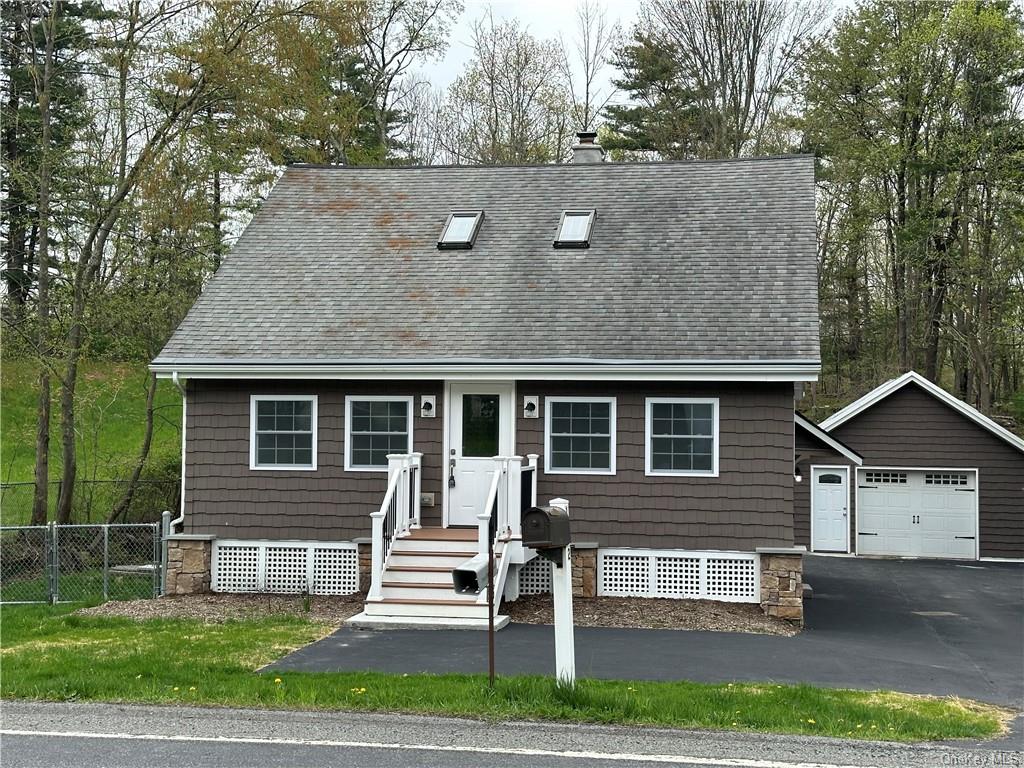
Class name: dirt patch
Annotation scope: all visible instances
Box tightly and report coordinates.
[505,595,799,636]
[75,593,365,626]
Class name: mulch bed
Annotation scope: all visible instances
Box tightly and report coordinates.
[75,593,366,626]
[504,594,799,636]
[78,592,798,636]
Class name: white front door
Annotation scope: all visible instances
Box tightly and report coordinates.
[811,466,849,552]
[446,383,514,527]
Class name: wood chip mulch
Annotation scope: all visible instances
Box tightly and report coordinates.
[504,594,800,636]
[74,593,366,626]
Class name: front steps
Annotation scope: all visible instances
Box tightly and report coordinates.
[346,526,510,631]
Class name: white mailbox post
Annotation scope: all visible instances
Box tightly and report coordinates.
[548,497,575,686]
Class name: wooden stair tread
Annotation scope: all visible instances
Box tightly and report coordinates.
[387,565,455,573]
[406,527,478,542]
[390,549,499,558]
[378,597,482,606]
[382,581,451,589]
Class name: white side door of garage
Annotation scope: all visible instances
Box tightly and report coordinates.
[857,469,977,559]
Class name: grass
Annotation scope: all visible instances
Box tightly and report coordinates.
[0,569,157,604]
[0,359,182,524]
[0,604,1009,742]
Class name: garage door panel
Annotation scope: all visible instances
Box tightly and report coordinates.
[858,469,976,559]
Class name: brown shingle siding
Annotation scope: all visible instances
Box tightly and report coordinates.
[517,381,794,551]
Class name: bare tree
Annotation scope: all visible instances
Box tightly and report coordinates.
[436,12,572,165]
[644,0,825,157]
[560,0,620,132]
[355,0,461,159]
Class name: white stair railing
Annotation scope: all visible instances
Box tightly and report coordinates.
[368,453,420,601]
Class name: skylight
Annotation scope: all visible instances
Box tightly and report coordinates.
[554,210,595,248]
[438,211,484,250]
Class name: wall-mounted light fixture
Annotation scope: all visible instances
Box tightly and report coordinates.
[794,466,803,483]
[421,395,436,418]
[523,395,538,418]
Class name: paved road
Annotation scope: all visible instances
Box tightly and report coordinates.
[3,701,1019,768]
[270,556,1024,707]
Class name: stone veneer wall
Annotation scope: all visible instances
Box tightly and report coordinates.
[571,546,597,598]
[759,552,803,625]
[165,537,212,595]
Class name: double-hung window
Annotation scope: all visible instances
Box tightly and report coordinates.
[545,397,615,474]
[345,396,414,471]
[645,398,718,477]
[250,395,317,470]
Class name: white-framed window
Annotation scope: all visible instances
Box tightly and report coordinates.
[544,397,616,475]
[249,395,317,471]
[344,396,414,471]
[645,397,719,477]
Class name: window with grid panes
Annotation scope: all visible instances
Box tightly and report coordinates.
[547,398,614,473]
[347,398,412,469]
[252,397,316,469]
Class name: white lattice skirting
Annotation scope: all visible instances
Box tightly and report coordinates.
[518,556,553,595]
[212,540,359,595]
[598,549,759,603]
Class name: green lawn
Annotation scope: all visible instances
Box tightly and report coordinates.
[0,605,1009,742]
[0,359,182,524]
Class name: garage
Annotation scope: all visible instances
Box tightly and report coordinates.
[793,371,1024,560]
[857,468,977,559]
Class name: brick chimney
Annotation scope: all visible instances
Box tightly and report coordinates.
[571,131,605,164]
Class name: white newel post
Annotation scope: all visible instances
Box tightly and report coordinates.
[388,454,407,536]
[527,454,539,507]
[506,455,523,540]
[411,452,423,529]
[548,497,575,686]
[369,510,386,601]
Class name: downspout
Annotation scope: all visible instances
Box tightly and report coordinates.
[171,371,186,531]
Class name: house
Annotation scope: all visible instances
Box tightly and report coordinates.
[794,372,1024,561]
[154,134,818,626]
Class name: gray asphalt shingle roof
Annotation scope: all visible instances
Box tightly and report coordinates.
[155,155,819,365]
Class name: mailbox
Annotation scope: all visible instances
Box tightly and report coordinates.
[452,553,489,594]
[522,506,571,550]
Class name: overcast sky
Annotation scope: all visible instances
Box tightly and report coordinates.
[424,0,643,92]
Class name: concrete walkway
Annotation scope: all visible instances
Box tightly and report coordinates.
[269,556,1024,708]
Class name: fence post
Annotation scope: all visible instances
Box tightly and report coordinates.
[48,521,58,604]
[160,511,170,596]
[102,525,110,602]
[152,522,160,598]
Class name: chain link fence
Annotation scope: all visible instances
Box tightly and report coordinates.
[1,522,161,603]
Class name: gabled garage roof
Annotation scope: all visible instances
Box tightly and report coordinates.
[794,412,863,464]
[820,371,1024,454]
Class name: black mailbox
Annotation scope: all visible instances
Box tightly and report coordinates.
[522,506,571,550]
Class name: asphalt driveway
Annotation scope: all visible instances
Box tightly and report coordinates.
[270,556,1024,707]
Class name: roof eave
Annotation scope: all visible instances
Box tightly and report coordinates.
[151,359,821,382]
[794,412,864,465]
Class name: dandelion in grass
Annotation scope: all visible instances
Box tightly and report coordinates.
[870,725,877,730]
[274,678,282,684]
[856,724,863,729]
[806,719,815,724]
[731,722,737,726]
[173,687,179,692]
[189,687,196,692]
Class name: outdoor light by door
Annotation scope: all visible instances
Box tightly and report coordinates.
[794,466,803,483]
[420,395,435,418]
[523,396,538,418]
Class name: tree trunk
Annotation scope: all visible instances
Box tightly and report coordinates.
[30,0,56,525]
[108,372,158,523]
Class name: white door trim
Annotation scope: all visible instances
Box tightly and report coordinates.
[810,465,851,553]
[854,466,980,560]
[441,381,516,528]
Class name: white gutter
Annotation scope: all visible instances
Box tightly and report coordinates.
[152,361,820,382]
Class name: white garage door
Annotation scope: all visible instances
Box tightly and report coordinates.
[857,469,977,559]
